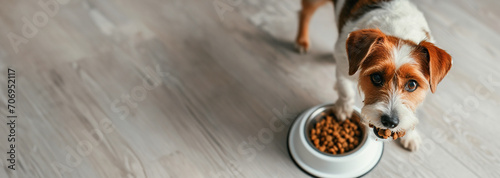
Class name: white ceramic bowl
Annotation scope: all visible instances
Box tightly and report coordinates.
[288,103,384,177]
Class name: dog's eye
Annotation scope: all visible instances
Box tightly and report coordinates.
[405,80,418,92]
[370,74,383,86]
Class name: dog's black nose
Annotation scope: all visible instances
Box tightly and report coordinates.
[381,114,399,128]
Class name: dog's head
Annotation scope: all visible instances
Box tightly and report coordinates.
[346,29,452,139]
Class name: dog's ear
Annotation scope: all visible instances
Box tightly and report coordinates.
[419,41,452,93]
[346,29,386,75]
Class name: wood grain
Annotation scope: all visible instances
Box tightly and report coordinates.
[0,0,499,177]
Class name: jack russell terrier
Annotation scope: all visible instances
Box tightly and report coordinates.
[295,0,452,151]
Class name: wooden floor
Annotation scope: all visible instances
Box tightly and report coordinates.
[1,0,500,177]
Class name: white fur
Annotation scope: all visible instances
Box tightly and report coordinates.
[393,43,416,69]
[347,0,433,43]
[332,0,427,151]
[360,89,419,133]
[332,73,356,121]
[400,129,422,151]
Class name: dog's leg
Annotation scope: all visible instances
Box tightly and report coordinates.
[332,74,355,121]
[295,0,329,53]
[400,129,422,151]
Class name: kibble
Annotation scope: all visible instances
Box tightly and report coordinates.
[374,127,406,140]
[309,111,363,155]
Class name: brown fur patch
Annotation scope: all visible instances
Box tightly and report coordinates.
[347,29,418,76]
[359,63,395,105]
[396,64,429,111]
[360,62,428,111]
[346,29,388,75]
[418,41,453,93]
[337,0,393,32]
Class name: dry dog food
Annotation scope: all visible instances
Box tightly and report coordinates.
[369,124,406,140]
[309,112,362,155]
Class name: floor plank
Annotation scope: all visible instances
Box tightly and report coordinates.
[0,0,499,177]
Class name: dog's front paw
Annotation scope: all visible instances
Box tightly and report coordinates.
[295,37,310,54]
[332,99,354,121]
[399,130,422,151]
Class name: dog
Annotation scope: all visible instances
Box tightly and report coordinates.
[295,0,452,151]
